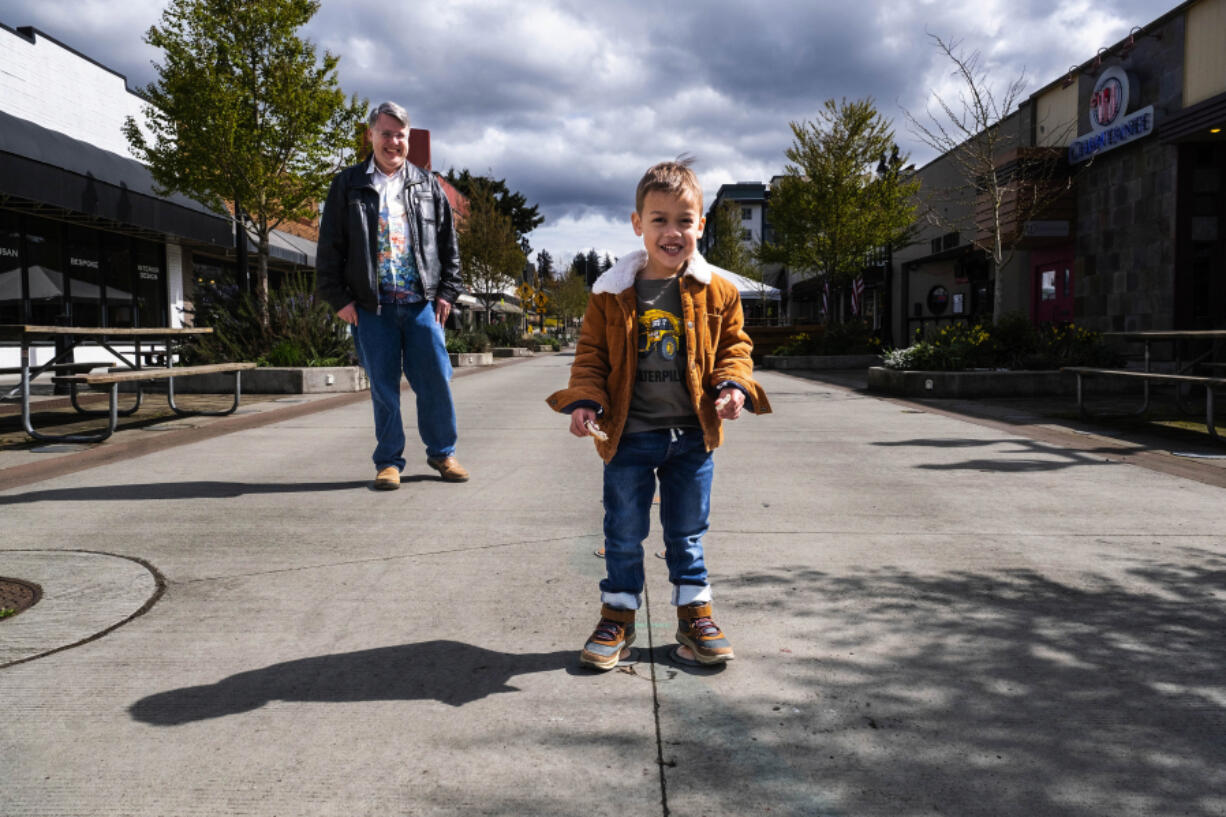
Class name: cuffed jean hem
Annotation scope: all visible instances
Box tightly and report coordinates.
[672,583,712,606]
[600,591,642,611]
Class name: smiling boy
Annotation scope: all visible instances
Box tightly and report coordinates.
[547,159,771,670]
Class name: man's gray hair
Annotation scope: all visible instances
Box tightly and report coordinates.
[368,101,410,128]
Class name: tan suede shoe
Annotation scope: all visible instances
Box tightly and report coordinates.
[374,466,400,491]
[426,456,469,482]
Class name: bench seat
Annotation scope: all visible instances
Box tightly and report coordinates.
[30,361,257,444]
[1062,366,1225,442]
[51,362,256,387]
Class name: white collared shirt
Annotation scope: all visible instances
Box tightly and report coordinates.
[367,159,407,214]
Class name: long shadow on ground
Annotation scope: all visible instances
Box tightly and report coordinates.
[0,480,388,503]
[130,641,576,725]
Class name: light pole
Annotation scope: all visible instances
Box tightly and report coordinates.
[876,145,902,347]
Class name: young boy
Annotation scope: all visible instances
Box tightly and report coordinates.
[546,159,771,671]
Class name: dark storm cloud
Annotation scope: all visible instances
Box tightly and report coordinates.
[1,0,1173,258]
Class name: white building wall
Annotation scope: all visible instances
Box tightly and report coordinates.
[0,25,151,159]
[0,25,189,372]
[739,203,763,246]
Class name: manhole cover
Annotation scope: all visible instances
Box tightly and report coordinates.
[0,577,42,620]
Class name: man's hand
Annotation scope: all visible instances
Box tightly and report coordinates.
[715,387,745,420]
[434,297,452,325]
[337,302,358,326]
[569,407,598,438]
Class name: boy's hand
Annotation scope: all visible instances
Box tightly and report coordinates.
[570,407,599,438]
[716,387,745,420]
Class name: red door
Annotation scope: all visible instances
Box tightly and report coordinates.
[1033,258,1073,323]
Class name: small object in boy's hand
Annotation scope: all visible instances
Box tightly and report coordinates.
[585,420,608,441]
[715,393,733,411]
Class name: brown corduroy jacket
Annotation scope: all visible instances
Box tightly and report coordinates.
[546,250,771,462]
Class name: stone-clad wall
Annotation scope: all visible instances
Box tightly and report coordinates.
[1072,13,1184,333]
[1075,140,1178,333]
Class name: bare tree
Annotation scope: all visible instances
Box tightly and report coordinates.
[905,34,1076,318]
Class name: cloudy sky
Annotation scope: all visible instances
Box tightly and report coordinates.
[5,0,1166,266]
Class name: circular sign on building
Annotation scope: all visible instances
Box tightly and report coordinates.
[1089,66,1132,132]
[927,285,949,315]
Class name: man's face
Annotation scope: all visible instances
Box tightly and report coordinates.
[368,113,408,175]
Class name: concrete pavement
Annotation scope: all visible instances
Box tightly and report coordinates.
[2,354,1226,816]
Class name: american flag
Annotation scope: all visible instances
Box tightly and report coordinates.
[851,276,864,315]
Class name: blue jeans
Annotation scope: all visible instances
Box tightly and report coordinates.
[352,302,457,471]
[600,428,714,610]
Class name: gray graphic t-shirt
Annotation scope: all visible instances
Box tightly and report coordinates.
[624,275,699,434]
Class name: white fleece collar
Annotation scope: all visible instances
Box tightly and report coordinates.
[591,249,716,295]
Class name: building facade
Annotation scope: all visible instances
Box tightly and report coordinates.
[892,0,1226,344]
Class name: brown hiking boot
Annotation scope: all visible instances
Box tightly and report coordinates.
[676,602,734,664]
[426,456,469,482]
[374,466,400,491]
[580,604,636,671]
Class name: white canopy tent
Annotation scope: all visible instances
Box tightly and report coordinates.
[712,268,781,301]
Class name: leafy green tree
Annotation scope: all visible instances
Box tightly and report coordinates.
[547,270,590,338]
[458,184,527,322]
[763,98,919,299]
[705,200,757,276]
[123,0,366,324]
[705,199,776,318]
[444,169,543,252]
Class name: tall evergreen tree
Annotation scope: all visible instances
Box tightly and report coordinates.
[536,249,555,283]
[444,169,543,252]
[123,0,366,324]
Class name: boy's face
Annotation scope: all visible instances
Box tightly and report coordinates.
[632,190,705,277]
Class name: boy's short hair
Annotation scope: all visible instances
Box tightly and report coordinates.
[635,157,703,213]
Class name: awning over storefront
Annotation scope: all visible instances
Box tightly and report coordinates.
[0,109,233,248]
[245,227,317,267]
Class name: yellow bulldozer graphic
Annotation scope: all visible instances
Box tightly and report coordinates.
[638,309,680,360]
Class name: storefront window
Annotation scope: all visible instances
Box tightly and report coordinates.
[133,239,166,327]
[0,211,21,324]
[102,233,134,327]
[66,225,102,325]
[24,217,66,326]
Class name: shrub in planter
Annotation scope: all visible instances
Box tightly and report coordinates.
[773,329,825,356]
[527,335,560,351]
[822,320,877,355]
[771,321,878,356]
[181,272,355,367]
[484,321,523,347]
[883,313,1119,371]
[445,330,491,353]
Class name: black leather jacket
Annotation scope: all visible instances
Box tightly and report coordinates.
[315,160,462,312]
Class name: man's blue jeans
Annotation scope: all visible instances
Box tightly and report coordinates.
[352,302,457,471]
[600,428,714,610]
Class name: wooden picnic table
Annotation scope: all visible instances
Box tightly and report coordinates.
[1,324,252,443]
